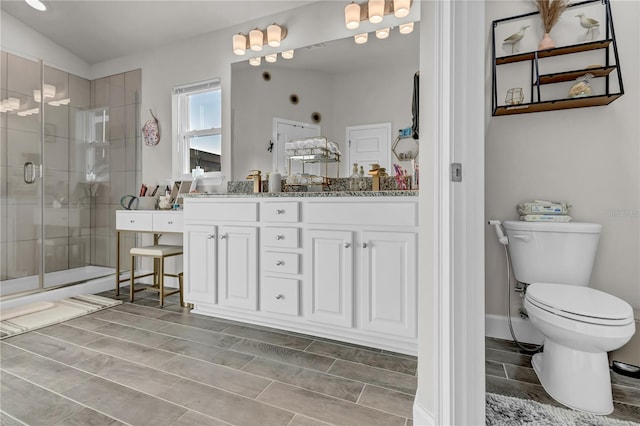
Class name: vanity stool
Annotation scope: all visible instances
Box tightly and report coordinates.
[129,245,184,307]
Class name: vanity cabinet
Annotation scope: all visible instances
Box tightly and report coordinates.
[183,224,217,305]
[182,195,418,355]
[305,229,354,327]
[218,225,259,310]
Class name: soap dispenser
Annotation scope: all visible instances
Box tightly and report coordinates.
[350,163,359,191]
[269,169,282,193]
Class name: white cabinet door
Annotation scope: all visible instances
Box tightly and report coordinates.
[305,229,354,327]
[361,231,417,337]
[184,224,217,305]
[218,225,258,311]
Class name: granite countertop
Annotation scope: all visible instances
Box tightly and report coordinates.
[183,190,418,198]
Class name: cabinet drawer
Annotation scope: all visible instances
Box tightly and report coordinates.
[263,251,300,275]
[262,227,300,248]
[185,201,259,222]
[116,212,153,231]
[153,213,183,233]
[261,277,299,316]
[306,201,417,227]
[261,202,300,223]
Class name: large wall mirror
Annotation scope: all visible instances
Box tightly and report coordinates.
[231,23,419,181]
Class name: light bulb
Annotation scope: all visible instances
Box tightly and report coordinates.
[249,29,264,52]
[25,0,47,11]
[376,28,390,39]
[354,33,368,44]
[265,53,277,63]
[345,2,361,29]
[394,0,410,18]
[281,50,294,59]
[267,24,282,48]
[399,22,414,34]
[368,0,384,24]
[233,33,246,55]
[249,57,261,66]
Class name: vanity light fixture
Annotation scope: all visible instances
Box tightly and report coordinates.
[345,2,361,29]
[265,53,277,63]
[368,0,384,23]
[232,24,288,55]
[48,98,70,107]
[344,0,413,29]
[354,32,368,44]
[376,27,390,39]
[25,0,47,11]
[249,57,261,67]
[281,50,294,59]
[399,21,414,34]
[33,84,56,103]
[0,97,20,112]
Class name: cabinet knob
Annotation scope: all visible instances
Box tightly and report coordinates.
[220,234,227,239]
[276,294,284,300]
[276,209,285,215]
[344,242,351,248]
[168,221,173,225]
[207,234,215,239]
[362,243,368,248]
[130,220,135,223]
[276,260,284,266]
[276,235,284,240]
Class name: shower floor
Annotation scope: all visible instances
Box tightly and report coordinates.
[0,266,115,297]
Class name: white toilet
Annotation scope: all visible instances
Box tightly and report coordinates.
[502,220,635,415]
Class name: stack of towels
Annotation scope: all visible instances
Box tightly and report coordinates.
[517,200,572,222]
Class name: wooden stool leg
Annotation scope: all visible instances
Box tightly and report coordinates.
[130,254,135,302]
[159,256,165,307]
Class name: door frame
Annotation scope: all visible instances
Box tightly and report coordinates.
[413,1,485,425]
[344,122,392,176]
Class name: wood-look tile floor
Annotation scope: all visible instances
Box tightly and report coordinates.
[0,289,417,426]
[3,287,639,425]
[485,337,640,424]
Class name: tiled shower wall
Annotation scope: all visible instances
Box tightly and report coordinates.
[0,50,140,281]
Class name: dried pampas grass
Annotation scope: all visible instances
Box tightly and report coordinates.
[535,0,570,33]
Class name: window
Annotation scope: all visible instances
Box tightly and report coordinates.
[172,79,221,177]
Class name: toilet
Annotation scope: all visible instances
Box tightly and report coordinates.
[502,220,635,415]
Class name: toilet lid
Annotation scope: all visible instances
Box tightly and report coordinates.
[526,283,633,325]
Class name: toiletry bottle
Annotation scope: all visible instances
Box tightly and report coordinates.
[350,163,359,191]
[358,165,366,191]
[269,169,282,193]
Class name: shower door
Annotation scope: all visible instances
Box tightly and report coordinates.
[1,51,117,297]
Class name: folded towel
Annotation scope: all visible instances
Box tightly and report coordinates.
[520,214,572,222]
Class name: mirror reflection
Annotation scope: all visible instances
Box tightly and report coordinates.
[231,24,419,181]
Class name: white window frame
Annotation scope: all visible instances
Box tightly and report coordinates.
[171,78,224,183]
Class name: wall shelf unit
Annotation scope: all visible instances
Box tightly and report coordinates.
[492,0,624,116]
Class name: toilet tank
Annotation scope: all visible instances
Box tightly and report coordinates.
[502,221,601,286]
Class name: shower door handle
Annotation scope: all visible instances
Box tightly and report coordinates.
[23,162,38,184]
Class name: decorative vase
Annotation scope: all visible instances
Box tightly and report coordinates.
[538,32,555,50]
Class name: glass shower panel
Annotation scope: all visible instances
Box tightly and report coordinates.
[0,53,44,296]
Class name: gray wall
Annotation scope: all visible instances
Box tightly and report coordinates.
[484,0,640,319]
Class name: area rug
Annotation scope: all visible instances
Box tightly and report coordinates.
[0,295,121,339]
[487,393,639,425]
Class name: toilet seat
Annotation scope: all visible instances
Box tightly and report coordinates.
[526,283,634,326]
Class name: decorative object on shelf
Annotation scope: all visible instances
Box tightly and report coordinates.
[576,13,599,41]
[535,0,569,50]
[503,26,529,53]
[142,109,160,146]
[505,88,525,105]
[568,73,594,98]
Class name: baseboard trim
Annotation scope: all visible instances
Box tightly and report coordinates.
[485,313,544,344]
[413,400,435,426]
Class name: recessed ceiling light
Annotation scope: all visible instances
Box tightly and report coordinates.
[25,0,47,11]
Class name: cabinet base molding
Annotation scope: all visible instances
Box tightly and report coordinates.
[191,304,417,356]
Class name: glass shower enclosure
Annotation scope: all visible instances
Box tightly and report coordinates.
[1,51,140,299]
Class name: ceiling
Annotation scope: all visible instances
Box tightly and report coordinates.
[0,0,317,65]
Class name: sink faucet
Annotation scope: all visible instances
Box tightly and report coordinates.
[368,164,388,191]
[246,170,262,193]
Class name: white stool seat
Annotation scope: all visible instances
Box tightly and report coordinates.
[130,245,183,257]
